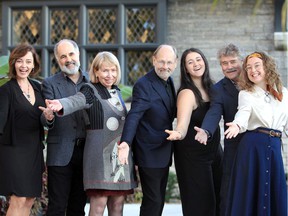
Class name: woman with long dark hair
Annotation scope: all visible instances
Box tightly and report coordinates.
[165,48,223,216]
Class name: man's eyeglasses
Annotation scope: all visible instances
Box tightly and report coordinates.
[156,60,175,67]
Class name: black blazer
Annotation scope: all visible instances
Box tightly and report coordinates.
[121,69,177,168]
[201,77,243,145]
[0,78,44,145]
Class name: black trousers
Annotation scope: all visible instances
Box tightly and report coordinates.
[138,166,169,216]
[220,141,239,216]
[46,145,87,216]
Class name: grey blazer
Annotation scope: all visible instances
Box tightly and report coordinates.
[42,71,89,166]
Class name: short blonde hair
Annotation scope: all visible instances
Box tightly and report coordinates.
[89,51,121,85]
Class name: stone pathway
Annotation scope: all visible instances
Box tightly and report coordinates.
[84,203,182,215]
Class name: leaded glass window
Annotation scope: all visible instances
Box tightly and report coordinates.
[126,7,156,43]
[2,0,166,86]
[88,8,117,44]
[126,50,153,84]
[12,9,41,45]
[49,53,59,76]
[50,8,79,44]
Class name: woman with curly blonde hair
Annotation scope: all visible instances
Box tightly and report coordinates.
[224,51,287,216]
[239,51,283,95]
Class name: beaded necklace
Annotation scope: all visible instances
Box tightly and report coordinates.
[19,82,31,103]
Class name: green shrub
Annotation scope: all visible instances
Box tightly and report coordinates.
[0,56,9,77]
[165,171,180,203]
[119,84,132,102]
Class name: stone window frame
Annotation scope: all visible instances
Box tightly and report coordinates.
[274,0,287,50]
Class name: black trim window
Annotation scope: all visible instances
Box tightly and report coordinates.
[2,0,167,86]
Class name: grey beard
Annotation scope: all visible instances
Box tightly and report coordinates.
[60,63,80,75]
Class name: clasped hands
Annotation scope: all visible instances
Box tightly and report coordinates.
[39,99,63,121]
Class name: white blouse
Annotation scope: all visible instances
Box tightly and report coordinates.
[233,85,288,133]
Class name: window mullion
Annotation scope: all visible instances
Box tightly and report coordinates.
[118,3,126,84]
[40,6,49,78]
[79,4,87,72]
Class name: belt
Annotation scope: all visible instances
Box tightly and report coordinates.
[75,138,85,148]
[254,128,282,138]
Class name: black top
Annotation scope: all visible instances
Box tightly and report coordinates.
[0,78,45,197]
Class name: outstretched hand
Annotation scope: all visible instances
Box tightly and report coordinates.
[118,142,130,165]
[194,126,207,145]
[224,122,240,139]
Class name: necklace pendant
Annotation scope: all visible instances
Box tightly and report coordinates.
[264,93,271,103]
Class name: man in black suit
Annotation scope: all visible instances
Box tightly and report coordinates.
[194,43,244,216]
[118,44,178,216]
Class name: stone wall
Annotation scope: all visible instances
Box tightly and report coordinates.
[167,0,287,87]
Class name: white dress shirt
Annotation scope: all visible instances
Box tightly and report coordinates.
[233,85,288,133]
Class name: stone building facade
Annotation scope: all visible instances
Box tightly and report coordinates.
[1,0,288,169]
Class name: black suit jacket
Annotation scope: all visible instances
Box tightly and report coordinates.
[121,69,177,168]
[202,77,243,146]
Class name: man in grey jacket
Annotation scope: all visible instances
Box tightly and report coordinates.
[42,39,88,216]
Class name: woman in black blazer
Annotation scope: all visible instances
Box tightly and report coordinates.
[0,44,48,216]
